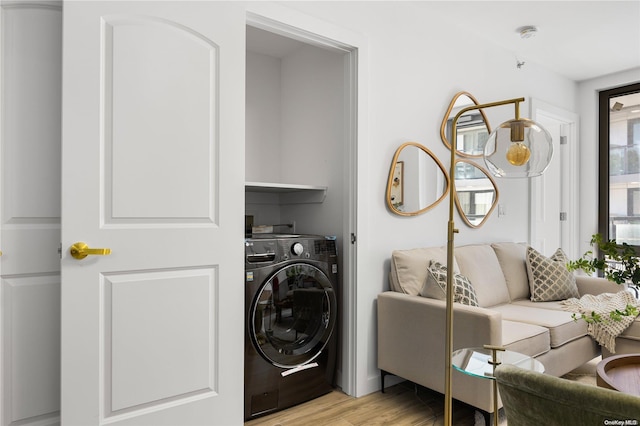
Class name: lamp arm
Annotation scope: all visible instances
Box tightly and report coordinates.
[451,97,525,128]
[443,95,525,426]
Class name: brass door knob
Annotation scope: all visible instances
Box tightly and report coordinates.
[70,242,111,260]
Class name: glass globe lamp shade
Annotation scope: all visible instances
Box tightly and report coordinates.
[483,118,553,178]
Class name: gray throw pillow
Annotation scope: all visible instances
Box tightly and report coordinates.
[421,261,479,307]
[526,246,580,302]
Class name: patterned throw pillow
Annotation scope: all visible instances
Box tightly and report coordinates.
[526,247,580,302]
[420,261,479,307]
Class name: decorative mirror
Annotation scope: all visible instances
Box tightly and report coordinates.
[453,159,499,228]
[386,142,450,216]
[441,91,492,158]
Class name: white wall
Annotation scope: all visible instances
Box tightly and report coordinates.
[278,1,579,396]
[577,68,640,256]
[245,51,282,183]
[245,42,345,239]
[245,51,284,229]
[279,45,345,238]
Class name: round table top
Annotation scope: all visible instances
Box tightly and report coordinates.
[452,347,545,380]
[596,353,640,396]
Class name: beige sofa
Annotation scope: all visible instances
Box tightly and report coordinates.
[377,242,626,422]
[602,290,640,357]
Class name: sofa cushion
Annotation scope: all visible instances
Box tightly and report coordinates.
[617,316,640,342]
[575,275,626,296]
[421,261,479,306]
[526,247,580,302]
[511,299,566,312]
[491,303,588,348]
[390,246,459,295]
[455,244,511,308]
[492,242,529,301]
[502,320,550,357]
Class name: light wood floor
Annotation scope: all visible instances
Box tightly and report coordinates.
[244,358,599,426]
[244,381,480,426]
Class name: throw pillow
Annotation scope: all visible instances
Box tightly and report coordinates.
[526,246,580,302]
[420,261,479,307]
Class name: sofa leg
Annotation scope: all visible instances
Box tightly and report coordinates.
[380,370,391,393]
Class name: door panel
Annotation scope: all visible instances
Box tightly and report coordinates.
[105,268,215,415]
[61,2,244,425]
[1,2,62,426]
[3,275,60,424]
[105,16,216,222]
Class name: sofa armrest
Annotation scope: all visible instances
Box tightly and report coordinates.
[377,291,502,393]
[575,275,626,296]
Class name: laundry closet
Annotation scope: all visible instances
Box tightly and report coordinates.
[244,25,350,393]
[245,25,347,244]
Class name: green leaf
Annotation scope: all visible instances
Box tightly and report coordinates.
[572,233,639,286]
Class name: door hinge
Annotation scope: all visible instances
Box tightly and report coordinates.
[560,212,568,221]
[350,233,357,244]
[560,136,568,145]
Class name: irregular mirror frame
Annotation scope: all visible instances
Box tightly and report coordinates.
[453,158,499,228]
[386,142,450,216]
[441,91,492,158]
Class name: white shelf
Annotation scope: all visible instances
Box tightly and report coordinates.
[245,182,327,203]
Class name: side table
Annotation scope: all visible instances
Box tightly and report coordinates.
[452,346,545,426]
[597,353,640,396]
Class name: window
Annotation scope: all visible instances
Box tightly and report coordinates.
[599,83,640,247]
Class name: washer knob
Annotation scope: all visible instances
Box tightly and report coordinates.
[291,242,304,256]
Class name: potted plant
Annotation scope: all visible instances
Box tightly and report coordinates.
[567,233,639,322]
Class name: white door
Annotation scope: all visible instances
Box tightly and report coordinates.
[1,2,62,425]
[61,2,245,425]
[531,115,562,254]
[530,101,578,258]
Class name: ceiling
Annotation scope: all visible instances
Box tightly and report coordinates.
[249,1,640,83]
[413,1,640,82]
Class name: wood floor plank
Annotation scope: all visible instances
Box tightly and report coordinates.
[245,360,597,425]
[245,391,353,425]
[244,382,475,426]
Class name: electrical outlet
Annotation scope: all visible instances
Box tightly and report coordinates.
[498,204,506,217]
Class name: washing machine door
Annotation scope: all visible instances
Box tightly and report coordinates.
[249,263,337,368]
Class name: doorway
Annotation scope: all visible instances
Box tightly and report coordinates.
[245,12,360,395]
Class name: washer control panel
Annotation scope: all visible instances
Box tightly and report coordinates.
[245,235,337,265]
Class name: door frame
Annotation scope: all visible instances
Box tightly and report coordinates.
[245,4,367,397]
[530,98,579,258]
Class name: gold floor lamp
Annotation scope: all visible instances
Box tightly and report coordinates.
[444,97,553,425]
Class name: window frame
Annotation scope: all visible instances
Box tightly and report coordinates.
[598,82,640,252]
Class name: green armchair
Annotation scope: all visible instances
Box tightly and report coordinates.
[495,364,640,425]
